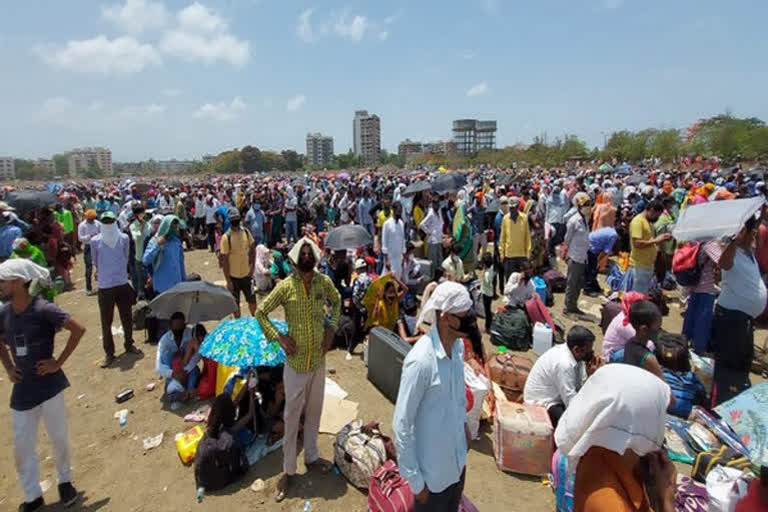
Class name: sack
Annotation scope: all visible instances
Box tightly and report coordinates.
[663,369,707,419]
[705,466,751,512]
[486,353,533,402]
[655,331,690,372]
[176,425,205,464]
[692,445,752,483]
[193,234,208,249]
[550,449,574,512]
[542,269,566,293]
[464,363,490,440]
[675,475,709,512]
[132,300,150,331]
[367,460,414,512]
[334,420,389,489]
[673,243,703,286]
[193,431,248,491]
[490,307,531,351]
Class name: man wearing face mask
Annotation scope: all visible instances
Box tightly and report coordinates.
[142,215,186,298]
[91,211,141,368]
[256,237,340,502]
[245,197,266,246]
[563,193,592,318]
[382,202,406,280]
[419,195,444,279]
[154,312,201,409]
[220,209,256,318]
[499,196,531,280]
[545,180,570,261]
[523,325,599,429]
[393,281,475,511]
[627,199,671,294]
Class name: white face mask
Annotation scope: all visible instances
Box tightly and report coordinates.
[100,223,120,248]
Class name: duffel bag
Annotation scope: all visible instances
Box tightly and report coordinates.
[543,269,567,293]
[663,369,707,419]
[367,460,414,512]
[334,420,390,489]
[486,352,533,402]
[490,307,531,351]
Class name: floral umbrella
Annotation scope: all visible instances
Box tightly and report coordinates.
[200,317,288,368]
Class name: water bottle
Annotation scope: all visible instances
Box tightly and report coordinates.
[118,409,128,429]
[196,487,204,503]
[303,500,311,512]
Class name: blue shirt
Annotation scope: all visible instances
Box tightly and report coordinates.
[494,211,504,243]
[94,200,111,213]
[215,205,230,233]
[245,207,265,240]
[392,325,467,495]
[90,234,131,289]
[0,225,22,259]
[358,198,375,225]
[545,191,570,225]
[142,236,186,293]
[589,227,618,254]
[155,326,198,379]
[468,204,485,235]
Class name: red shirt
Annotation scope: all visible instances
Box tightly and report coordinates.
[756,223,768,274]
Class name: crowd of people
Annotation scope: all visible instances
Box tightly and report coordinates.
[1,158,767,511]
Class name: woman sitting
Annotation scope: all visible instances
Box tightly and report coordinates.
[364,277,407,332]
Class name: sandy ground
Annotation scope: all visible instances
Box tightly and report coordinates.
[0,249,764,512]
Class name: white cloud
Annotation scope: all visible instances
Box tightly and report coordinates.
[193,97,246,121]
[285,95,306,112]
[378,31,389,41]
[101,0,168,33]
[162,88,183,97]
[36,35,161,74]
[333,13,368,41]
[38,97,166,124]
[297,9,314,43]
[467,82,488,97]
[177,2,227,32]
[160,31,249,67]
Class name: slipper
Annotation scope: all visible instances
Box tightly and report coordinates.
[275,475,289,503]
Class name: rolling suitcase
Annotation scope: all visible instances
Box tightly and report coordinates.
[367,327,412,403]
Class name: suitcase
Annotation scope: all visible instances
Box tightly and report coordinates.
[367,327,412,403]
[486,353,533,402]
[493,401,553,476]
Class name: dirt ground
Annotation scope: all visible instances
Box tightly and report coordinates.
[0,250,764,512]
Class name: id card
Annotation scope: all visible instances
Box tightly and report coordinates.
[14,333,27,357]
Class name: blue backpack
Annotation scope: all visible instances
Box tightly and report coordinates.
[663,369,707,419]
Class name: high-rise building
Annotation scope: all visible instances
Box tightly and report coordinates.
[0,157,15,180]
[68,147,113,177]
[398,139,423,160]
[306,133,334,167]
[353,110,381,165]
[452,119,497,155]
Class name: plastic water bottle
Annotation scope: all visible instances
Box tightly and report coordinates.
[118,410,128,429]
[303,500,311,511]
[196,487,204,503]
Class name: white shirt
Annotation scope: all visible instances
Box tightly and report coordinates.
[564,213,589,264]
[158,195,172,210]
[441,255,465,281]
[718,247,768,318]
[204,202,218,224]
[77,220,101,246]
[194,198,206,218]
[419,208,444,245]
[381,217,406,261]
[523,343,585,409]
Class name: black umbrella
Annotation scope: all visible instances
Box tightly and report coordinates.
[148,280,237,323]
[624,175,644,186]
[402,180,431,197]
[432,174,467,194]
[5,191,59,214]
[325,224,373,250]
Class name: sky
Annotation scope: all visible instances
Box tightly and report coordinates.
[1,0,767,162]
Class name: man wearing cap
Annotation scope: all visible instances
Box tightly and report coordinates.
[393,281,475,511]
[0,259,86,511]
[563,193,592,317]
[91,211,141,367]
[220,209,256,318]
[499,196,532,279]
[77,210,100,295]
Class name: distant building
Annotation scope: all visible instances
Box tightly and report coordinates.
[306,133,335,167]
[398,139,423,160]
[398,139,457,161]
[157,159,193,174]
[452,119,497,155]
[353,110,381,165]
[0,157,15,180]
[36,159,56,173]
[68,147,112,177]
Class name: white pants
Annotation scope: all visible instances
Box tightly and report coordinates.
[12,392,72,502]
[283,362,325,475]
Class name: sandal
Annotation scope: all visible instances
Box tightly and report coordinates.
[275,474,290,503]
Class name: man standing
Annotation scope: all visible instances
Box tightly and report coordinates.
[220,209,257,318]
[494,196,510,294]
[245,199,266,246]
[544,181,570,261]
[142,216,186,297]
[628,199,670,294]
[563,193,592,317]
[77,210,100,295]
[381,202,406,280]
[499,197,531,279]
[0,259,86,512]
[393,281,474,511]
[129,204,151,300]
[256,237,340,502]
[284,186,299,244]
[203,196,218,252]
[0,212,23,263]
[419,195,444,279]
[91,212,141,368]
[358,189,376,237]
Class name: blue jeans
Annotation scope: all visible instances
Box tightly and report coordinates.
[626,267,653,295]
[363,222,374,239]
[166,366,201,401]
[84,245,93,291]
[285,219,298,243]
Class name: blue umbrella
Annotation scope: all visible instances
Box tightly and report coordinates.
[200,317,288,368]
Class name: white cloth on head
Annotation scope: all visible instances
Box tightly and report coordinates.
[100,222,120,249]
[288,237,322,266]
[0,259,50,283]
[554,364,670,473]
[417,281,473,327]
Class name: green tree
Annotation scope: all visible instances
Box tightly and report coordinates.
[334,150,361,169]
[240,145,261,173]
[53,154,69,176]
[259,151,285,172]
[211,150,242,174]
[648,129,682,162]
[281,150,302,171]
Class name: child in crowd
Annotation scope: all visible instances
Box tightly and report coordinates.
[480,252,496,333]
[622,300,670,390]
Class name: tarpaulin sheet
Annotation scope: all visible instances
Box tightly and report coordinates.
[672,196,765,242]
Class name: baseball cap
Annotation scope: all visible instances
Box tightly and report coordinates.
[100,211,117,221]
[228,208,241,221]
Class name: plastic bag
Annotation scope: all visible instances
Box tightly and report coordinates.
[464,363,489,440]
[705,466,750,512]
[665,417,697,464]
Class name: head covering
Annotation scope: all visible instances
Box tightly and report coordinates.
[620,291,648,326]
[11,237,32,256]
[100,211,116,221]
[508,197,520,208]
[573,192,591,208]
[288,237,322,266]
[417,281,473,327]
[85,209,97,220]
[354,258,367,270]
[0,258,50,283]
[554,364,670,472]
[157,215,182,239]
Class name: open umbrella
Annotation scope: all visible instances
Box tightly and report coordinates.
[714,382,768,466]
[616,164,632,174]
[598,163,614,172]
[432,173,466,194]
[402,180,431,197]
[148,280,237,323]
[624,175,644,186]
[200,317,287,368]
[325,224,373,250]
[5,191,59,214]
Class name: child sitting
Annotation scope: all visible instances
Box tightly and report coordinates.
[622,300,673,406]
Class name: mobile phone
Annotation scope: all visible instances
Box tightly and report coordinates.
[14,334,27,357]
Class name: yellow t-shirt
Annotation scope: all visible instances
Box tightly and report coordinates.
[629,214,656,270]
[377,210,392,228]
[220,228,253,278]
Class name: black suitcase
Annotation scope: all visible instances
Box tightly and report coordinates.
[367,327,412,403]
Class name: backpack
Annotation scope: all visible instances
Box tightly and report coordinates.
[550,449,575,512]
[490,307,531,351]
[367,460,414,512]
[663,369,707,419]
[193,431,248,491]
[672,243,702,286]
[655,331,690,372]
[334,420,390,489]
[543,269,567,293]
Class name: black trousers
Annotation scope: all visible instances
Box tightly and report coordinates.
[584,250,601,293]
[548,403,566,429]
[207,223,216,251]
[414,469,466,512]
[98,283,135,356]
[710,304,754,406]
[548,222,566,257]
[483,294,493,332]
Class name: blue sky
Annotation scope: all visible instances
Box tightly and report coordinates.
[1,0,766,161]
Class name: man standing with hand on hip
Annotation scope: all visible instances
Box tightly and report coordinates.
[393,281,475,511]
[256,237,340,502]
[0,259,86,512]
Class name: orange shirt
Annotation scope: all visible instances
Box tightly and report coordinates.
[575,447,653,512]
